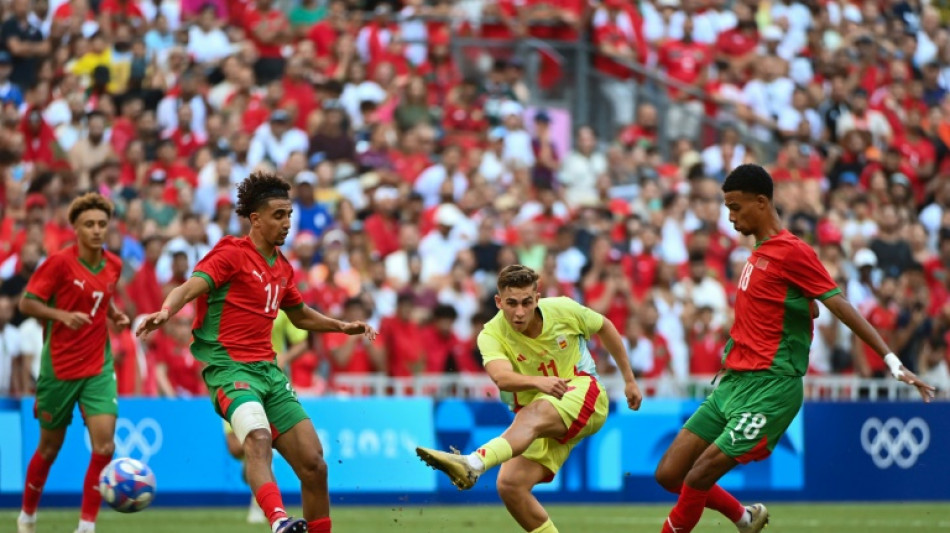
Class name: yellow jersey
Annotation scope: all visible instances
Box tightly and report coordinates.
[478,297,604,409]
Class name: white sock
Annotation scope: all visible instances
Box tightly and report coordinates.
[735,508,752,527]
[271,517,288,533]
[77,519,96,532]
[466,453,486,473]
[18,511,36,523]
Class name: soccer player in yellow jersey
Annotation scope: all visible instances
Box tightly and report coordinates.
[416,265,643,533]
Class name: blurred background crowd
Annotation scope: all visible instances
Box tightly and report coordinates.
[0,0,949,398]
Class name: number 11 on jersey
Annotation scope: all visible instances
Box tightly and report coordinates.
[537,360,558,376]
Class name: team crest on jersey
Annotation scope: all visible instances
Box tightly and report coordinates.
[755,258,770,271]
[556,335,568,350]
[234,381,250,390]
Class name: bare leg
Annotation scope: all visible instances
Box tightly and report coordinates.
[273,419,329,521]
[496,457,555,531]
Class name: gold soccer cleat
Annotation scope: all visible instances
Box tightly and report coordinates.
[737,503,769,533]
[415,446,480,490]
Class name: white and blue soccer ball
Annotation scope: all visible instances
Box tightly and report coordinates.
[98,457,156,513]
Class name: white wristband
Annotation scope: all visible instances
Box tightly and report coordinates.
[884,353,904,379]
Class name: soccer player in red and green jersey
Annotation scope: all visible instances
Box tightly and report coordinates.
[17,193,130,533]
[654,164,935,533]
[136,171,376,533]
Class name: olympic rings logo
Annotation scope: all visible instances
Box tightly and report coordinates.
[85,418,164,463]
[860,417,930,470]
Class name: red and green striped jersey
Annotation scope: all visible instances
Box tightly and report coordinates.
[191,236,304,365]
[24,245,121,380]
[725,230,841,376]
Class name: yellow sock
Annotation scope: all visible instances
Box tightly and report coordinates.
[529,519,558,533]
[473,437,513,471]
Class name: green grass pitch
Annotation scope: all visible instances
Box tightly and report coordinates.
[4,503,948,532]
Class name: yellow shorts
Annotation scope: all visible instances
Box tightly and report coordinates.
[522,375,608,481]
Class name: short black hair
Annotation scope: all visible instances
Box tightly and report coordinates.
[722,164,773,201]
[236,170,291,218]
[432,304,458,321]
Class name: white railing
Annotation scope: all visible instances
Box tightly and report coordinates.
[328,373,950,401]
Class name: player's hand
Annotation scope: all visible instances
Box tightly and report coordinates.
[135,309,170,338]
[59,311,92,330]
[342,320,377,341]
[110,312,131,328]
[624,380,643,411]
[810,300,820,319]
[896,366,937,402]
[536,376,570,399]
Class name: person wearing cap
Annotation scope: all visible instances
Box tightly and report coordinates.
[0,51,23,107]
[247,109,310,169]
[286,170,333,250]
[418,203,470,283]
[498,100,535,170]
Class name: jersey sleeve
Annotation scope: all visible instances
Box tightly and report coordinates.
[783,243,841,300]
[279,282,304,310]
[477,329,510,366]
[554,297,605,339]
[24,253,62,303]
[192,240,237,290]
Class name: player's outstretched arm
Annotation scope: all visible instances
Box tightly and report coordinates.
[285,305,378,340]
[485,359,570,399]
[135,276,211,338]
[823,294,936,402]
[594,318,643,410]
[19,296,91,330]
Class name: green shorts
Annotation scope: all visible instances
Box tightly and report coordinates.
[204,361,308,440]
[683,371,803,463]
[35,369,118,430]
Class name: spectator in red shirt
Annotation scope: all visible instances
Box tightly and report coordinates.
[126,235,164,317]
[658,16,711,142]
[379,292,426,377]
[325,297,385,380]
[364,186,401,258]
[619,103,659,149]
[243,0,291,84]
[164,105,206,161]
[687,305,726,375]
[583,250,637,331]
[715,11,759,74]
[593,0,644,132]
[857,276,900,377]
[442,78,488,149]
[154,305,206,397]
[421,304,480,373]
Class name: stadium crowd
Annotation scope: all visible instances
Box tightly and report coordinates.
[0,0,948,398]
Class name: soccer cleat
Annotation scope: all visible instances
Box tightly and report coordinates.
[737,503,769,533]
[273,517,308,533]
[16,517,35,533]
[247,496,266,524]
[415,446,480,490]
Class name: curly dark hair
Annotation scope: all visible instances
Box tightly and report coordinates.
[722,164,774,201]
[497,264,540,292]
[67,192,114,224]
[235,170,291,218]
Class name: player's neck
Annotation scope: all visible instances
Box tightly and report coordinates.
[248,231,277,259]
[754,213,784,243]
[523,309,544,338]
[77,243,103,267]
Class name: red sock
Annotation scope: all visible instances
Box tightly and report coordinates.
[255,482,289,527]
[22,452,53,515]
[661,485,708,533]
[706,485,746,523]
[308,517,331,533]
[80,452,113,522]
[664,483,745,523]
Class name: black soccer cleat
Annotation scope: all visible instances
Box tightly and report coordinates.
[274,517,308,533]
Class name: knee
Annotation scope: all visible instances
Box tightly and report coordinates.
[37,442,62,463]
[243,429,273,459]
[496,475,527,502]
[92,441,115,457]
[654,463,682,493]
[297,451,328,486]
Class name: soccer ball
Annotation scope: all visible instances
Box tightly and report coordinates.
[98,457,156,513]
